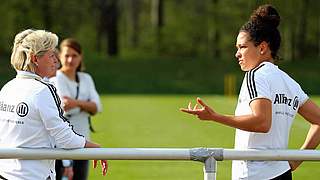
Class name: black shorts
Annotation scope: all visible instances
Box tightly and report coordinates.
[270,170,292,180]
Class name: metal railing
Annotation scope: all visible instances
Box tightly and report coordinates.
[1,148,320,180]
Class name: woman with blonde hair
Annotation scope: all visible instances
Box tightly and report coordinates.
[0,29,107,180]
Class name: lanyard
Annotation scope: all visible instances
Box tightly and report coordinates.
[75,74,79,99]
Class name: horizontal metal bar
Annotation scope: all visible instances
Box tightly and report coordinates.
[222,149,320,161]
[1,148,320,161]
[0,148,191,160]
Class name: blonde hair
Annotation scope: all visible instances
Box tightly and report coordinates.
[10,29,58,72]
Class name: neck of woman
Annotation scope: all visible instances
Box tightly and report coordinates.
[260,51,274,64]
[61,67,77,81]
[260,59,274,64]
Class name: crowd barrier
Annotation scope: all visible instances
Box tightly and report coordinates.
[1,148,320,180]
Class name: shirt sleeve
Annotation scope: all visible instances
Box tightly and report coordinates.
[246,71,272,102]
[34,84,85,149]
[87,75,103,113]
[297,84,309,107]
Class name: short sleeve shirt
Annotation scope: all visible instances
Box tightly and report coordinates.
[232,62,308,180]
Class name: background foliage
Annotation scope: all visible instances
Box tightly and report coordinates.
[1,0,319,94]
[0,0,319,60]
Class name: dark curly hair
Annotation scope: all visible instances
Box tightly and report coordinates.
[240,4,281,59]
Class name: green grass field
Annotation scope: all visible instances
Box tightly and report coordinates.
[88,95,320,179]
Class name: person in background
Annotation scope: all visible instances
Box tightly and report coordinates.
[180,4,320,180]
[50,38,102,180]
[0,29,107,180]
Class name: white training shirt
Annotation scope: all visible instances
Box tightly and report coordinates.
[0,71,86,180]
[50,70,102,139]
[232,62,308,180]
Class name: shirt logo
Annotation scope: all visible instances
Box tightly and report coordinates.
[273,94,299,110]
[16,102,29,117]
[0,101,15,113]
[292,96,299,110]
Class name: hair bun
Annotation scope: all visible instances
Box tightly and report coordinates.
[250,4,280,28]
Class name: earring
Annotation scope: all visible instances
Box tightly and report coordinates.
[260,51,264,55]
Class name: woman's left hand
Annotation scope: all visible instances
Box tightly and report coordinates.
[93,160,108,176]
[180,97,216,121]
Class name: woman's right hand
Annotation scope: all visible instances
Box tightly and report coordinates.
[93,160,108,176]
[85,140,109,176]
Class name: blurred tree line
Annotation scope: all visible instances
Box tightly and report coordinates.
[0,0,319,61]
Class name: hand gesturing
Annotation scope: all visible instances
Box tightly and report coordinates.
[180,97,215,121]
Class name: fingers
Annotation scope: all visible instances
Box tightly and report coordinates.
[180,100,204,114]
[63,167,74,178]
[93,160,97,168]
[187,102,200,110]
[181,102,196,114]
[179,108,196,115]
[193,104,198,110]
[179,108,189,113]
[93,160,108,176]
[197,97,207,107]
[101,160,108,176]
[188,102,191,109]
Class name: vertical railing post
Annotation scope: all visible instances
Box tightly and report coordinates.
[203,156,217,180]
[190,148,223,180]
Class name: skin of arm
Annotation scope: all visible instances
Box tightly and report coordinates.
[85,140,101,148]
[62,96,98,115]
[180,97,272,133]
[289,99,320,171]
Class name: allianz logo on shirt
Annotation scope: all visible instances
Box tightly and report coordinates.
[273,94,299,110]
[0,101,29,117]
[0,101,15,113]
[16,102,29,117]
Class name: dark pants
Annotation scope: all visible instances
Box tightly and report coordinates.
[55,160,89,180]
[270,170,292,180]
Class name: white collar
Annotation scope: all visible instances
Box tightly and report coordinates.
[260,61,278,69]
[16,71,42,81]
